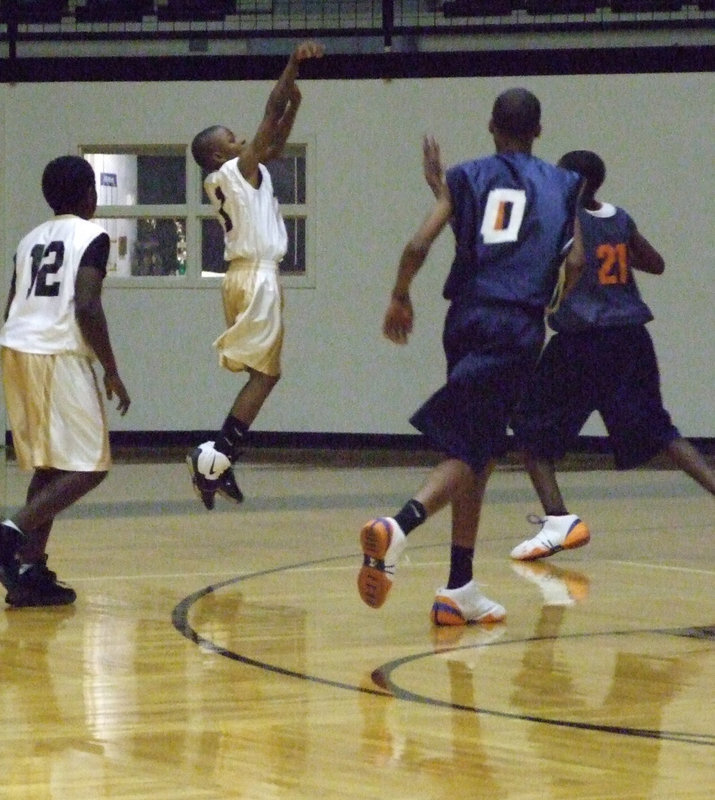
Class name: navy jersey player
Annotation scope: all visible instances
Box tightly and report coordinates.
[0,156,130,606]
[510,150,715,563]
[357,88,584,625]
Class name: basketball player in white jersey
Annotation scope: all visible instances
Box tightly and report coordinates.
[0,155,130,606]
[187,40,323,510]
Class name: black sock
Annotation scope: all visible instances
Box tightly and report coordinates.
[214,415,249,460]
[393,499,427,536]
[447,545,474,589]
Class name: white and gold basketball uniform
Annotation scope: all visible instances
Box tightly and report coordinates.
[0,215,111,471]
[204,159,287,376]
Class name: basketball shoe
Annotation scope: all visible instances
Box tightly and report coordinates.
[509,514,590,561]
[431,580,506,626]
[5,556,76,607]
[186,441,243,510]
[357,517,407,609]
[0,522,25,591]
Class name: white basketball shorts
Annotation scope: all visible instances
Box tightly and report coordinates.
[2,347,111,472]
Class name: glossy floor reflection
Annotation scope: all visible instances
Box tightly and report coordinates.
[1,457,713,799]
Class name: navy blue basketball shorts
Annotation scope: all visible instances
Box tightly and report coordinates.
[411,302,544,473]
[512,324,680,469]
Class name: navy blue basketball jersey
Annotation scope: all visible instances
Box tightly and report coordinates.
[549,203,653,332]
[444,152,581,308]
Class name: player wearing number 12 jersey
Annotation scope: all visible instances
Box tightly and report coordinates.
[510,150,715,563]
[357,88,584,625]
[0,155,130,606]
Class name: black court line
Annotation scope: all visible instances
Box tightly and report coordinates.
[172,553,714,747]
[373,633,714,747]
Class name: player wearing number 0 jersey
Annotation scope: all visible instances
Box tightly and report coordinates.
[411,150,581,472]
[357,89,585,625]
[443,152,581,309]
[0,155,130,607]
[510,150,714,563]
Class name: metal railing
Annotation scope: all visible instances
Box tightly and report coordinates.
[0,2,712,48]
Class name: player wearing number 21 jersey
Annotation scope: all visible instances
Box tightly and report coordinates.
[509,149,714,565]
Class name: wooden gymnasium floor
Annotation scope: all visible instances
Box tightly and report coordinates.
[0,449,713,799]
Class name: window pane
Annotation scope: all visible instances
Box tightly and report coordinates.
[93,216,186,276]
[85,150,185,206]
[201,218,227,275]
[137,155,186,204]
[267,152,306,204]
[280,217,306,274]
[200,216,305,276]
[200,148,305,204]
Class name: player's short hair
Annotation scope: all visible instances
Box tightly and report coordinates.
[41,155,96,214]
[491,88,541,137]
[558,150,606,196]
[191,125,225,171]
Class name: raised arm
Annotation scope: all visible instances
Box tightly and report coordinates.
[423,135,446,199]
[239,41,323,185]
[383,190,454,345]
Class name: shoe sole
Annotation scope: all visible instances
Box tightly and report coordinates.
[357,519,393,609]
[217,480,244,504]
[6,592,77,607]
[512,522,591,561]
[185,455,216,511]
[430,596,506,626]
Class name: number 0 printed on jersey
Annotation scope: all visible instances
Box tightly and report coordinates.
[481,188,527,244]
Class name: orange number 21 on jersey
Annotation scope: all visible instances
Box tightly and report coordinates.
[596,242,629,285]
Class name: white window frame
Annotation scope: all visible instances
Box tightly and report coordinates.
[80,138,316,289]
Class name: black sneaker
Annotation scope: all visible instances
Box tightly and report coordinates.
[5,556,77,607]
[0,522,24,591]
[217,466,244,504]
[186,446,218,510]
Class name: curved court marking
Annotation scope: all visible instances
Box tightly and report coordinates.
[171,550,714,747]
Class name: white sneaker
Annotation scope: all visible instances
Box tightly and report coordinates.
[510,514,590,561]
[357,517,407,609]
[430,580,506,626]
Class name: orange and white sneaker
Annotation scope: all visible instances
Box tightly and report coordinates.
[509,514,590,561]
[430,580,506,626]
[357,517,406,609]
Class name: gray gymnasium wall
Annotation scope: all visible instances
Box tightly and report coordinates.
[0,71,712,438]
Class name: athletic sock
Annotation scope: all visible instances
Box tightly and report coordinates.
[447,545,474,589]
[393,499,427,536]
[214,415,249,460]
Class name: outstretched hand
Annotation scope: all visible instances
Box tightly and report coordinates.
[383,295,414,345]
[293,41,324,63]
[104,372,131,416]
[423,135,445,197]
